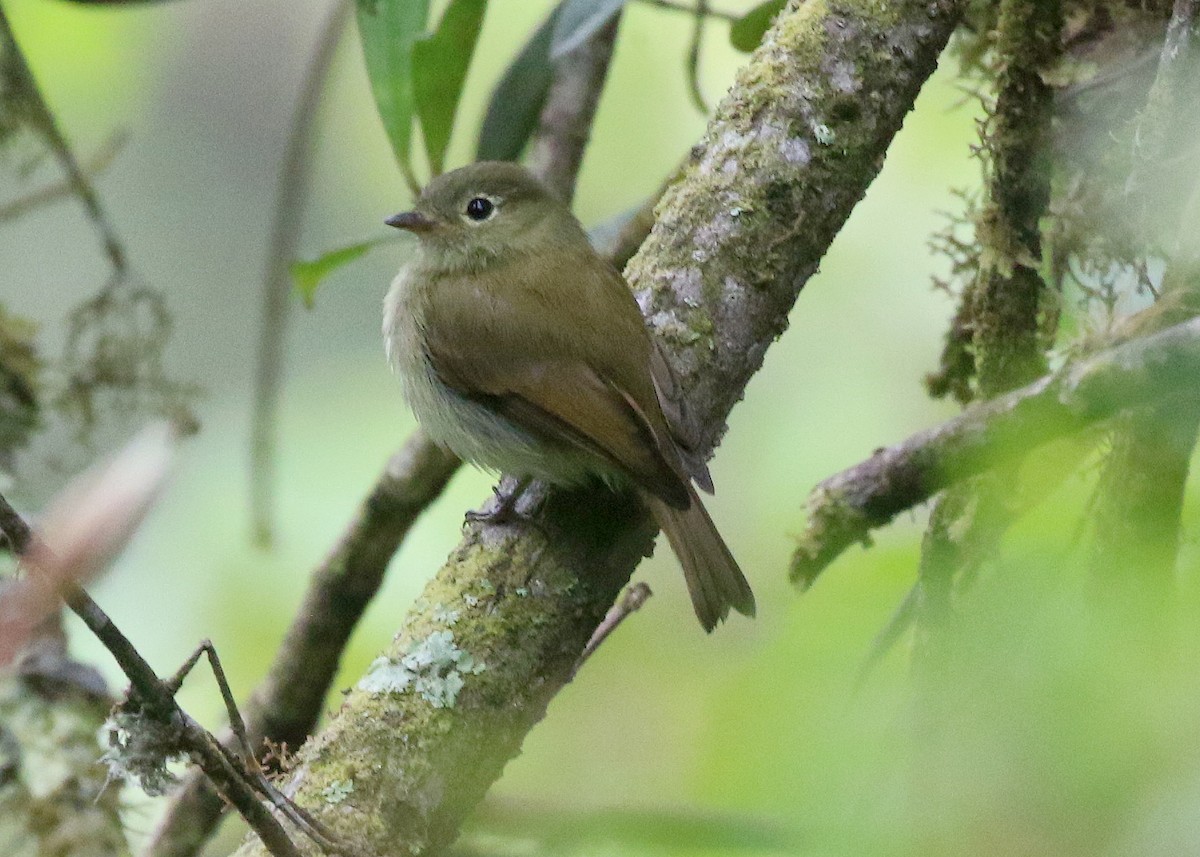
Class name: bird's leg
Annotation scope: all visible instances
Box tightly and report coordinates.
[465,475,534,526]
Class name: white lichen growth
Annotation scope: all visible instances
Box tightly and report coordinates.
[99,707,185,796]
[432,605,460,626]
[321,779,355,804]
[779,136,811,164]
[358,630,486,709]
[814,124,835,145]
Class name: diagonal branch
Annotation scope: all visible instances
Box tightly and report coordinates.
[233,2,965,855]
[526,12,622,203]
[791,314,1200,589]
[0,8,128,277]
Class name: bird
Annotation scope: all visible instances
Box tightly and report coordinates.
[382,161,754,631]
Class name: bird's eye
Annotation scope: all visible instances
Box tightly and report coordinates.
[464,197,494,221]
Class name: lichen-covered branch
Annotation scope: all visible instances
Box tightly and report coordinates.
[234,2,965,855]
[791,314,1200,589]
[627,0,963,445]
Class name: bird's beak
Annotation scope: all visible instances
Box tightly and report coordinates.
[386,210,437,233]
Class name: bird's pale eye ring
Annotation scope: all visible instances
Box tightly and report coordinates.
[464,196,495,222]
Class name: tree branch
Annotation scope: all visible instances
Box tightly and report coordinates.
[526,11,622,203]
[0,132,125,223]
[791,314,1200,589]
[0,8,128,277]
[233,2,965,855]
[910,0,1060,670]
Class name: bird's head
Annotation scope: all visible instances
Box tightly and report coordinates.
[387,161,585,271]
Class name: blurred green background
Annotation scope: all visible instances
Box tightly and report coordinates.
[6,1,1200,855]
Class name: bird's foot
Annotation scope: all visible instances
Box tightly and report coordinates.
[465,476,535,527]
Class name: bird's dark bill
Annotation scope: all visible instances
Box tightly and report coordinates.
[386,210,437,233]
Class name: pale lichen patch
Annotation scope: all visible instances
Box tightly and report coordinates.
[322,779,355,804]
[667,267,704,307]
[358,630,486,709]
[825,58,859,93]
[779,136,811,165]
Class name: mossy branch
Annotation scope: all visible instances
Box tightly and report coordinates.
[791,314,1200,589]
[968,0,1059,397]
[232,2,965,855]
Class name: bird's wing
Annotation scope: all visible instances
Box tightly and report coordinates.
[422,265,690,508]
[648,341,714,493]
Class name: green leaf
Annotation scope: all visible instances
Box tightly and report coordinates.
[355,0,431,188]
[729,0,786,52]
[412,0,487,176]
[550,0,625,59]
[291,239,386,309]
[476,8,558,162]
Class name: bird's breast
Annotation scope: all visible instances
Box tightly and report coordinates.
[383,264,597,484]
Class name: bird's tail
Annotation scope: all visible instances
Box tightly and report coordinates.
[643,486,756,632]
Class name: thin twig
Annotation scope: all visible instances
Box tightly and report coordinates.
[174,640,352,854]
[685,0,709,113]
[571,583,652,678]
[0,8,127,276]
[251,0,353,547]
[791,315,1200,589]
[0,133,126,223]
[854,584,919,691]
[0,494,304,857]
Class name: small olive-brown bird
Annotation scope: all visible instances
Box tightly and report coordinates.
[383,161,754,631]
